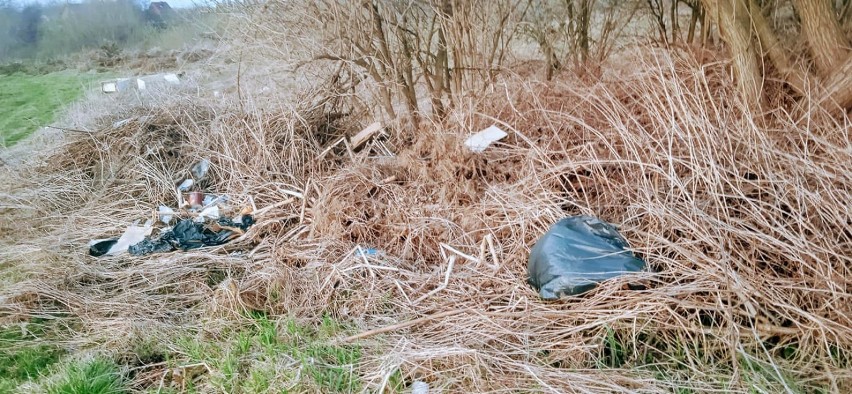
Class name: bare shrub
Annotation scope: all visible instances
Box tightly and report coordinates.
[521,0,642,79]
[250,0,531,123]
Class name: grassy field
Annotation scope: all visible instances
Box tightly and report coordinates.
[0,72,101,147]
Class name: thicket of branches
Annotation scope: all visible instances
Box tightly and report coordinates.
[253,0,852,124]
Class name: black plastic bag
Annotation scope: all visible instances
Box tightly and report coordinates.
[128,215,254,256]
[89,239,118,257]
[528,216,646,299]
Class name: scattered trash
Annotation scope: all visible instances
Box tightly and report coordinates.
[163,73,180,84]
[411,381,429,394]
[112,118,134,129]
[89,221,153,257]
[465,125,508,153]
[190,159,210,180]
[158,205,175,224]
[351,122,383,149]
[101,73,180,93]
[88,239,118,257]
[355,247,380,258]
[100,78,133,93]
[129,215,254,255]
[187,191,204,208]
[202,194,221,207]
[177,179,194,192]
[196,205,220,222]
[527,216,646,299]
[89,159,252,257]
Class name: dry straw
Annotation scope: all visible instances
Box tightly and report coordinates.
[1,9,851,394]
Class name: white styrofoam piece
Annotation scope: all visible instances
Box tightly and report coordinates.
[464,125,508,152]
[163,73,180,84]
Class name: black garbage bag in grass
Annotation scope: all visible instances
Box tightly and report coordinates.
[129,215,253,256]
[528,216,646,299]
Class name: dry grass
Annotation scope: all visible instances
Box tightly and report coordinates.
[1,24,850,394]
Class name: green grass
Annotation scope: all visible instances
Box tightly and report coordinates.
[0,320,66,393]
[173,311,362,393]
[0,71,100,147]
[47,357,127,394]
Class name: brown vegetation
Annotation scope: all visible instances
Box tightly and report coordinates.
[1,0,851,392]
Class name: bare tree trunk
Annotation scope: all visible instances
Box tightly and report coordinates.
[823,55,852,109]
[748,0,808,94]
[577,0,593,63]
[793,0,850,78]
[397,18,421,126]
[706,0,764,109]
[539,34,561,80]
[437,0,453,109]
[687,2,700,44]
[670,0,679,43]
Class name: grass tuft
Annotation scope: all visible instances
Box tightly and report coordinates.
[0,320,65,391]
[47,357,127,394]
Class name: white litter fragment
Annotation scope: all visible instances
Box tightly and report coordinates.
[101,78,132,93]
[177,179,194,192]
[351,122,382,149]
[88,238,114,247]
[411,380,429,394]
[202,194,227,207]
[101,73,179,94]
[158,205,175,225]
[464,125,508,152]
[190,159,211,180]
[106,221,153,255]
[163,73,180,84]
[196,205,220,222]
[112,118,134,129]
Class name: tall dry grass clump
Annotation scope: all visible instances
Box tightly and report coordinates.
[0,2,850,393]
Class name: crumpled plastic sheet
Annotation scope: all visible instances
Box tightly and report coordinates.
[527,216,646,299]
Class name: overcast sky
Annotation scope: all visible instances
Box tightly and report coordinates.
[11,0,208,9]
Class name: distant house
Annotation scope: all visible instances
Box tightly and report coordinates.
[146,2,173,28]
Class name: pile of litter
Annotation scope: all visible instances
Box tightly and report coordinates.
[100,72,181,93]
[88,159,254,257]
